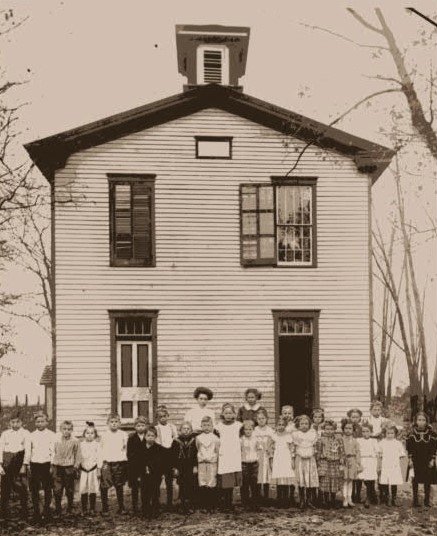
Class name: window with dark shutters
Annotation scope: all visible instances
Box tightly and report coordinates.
[240,184,276,266]
[240,178,317,268]
[109,175,155,267]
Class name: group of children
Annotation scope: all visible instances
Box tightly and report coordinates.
[0,386,436,524]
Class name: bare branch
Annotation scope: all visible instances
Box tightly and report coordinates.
[347,8,384,35]
[299,21,388,50]
[285,88,401,177]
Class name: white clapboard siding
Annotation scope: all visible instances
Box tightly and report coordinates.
[54,107,371,430]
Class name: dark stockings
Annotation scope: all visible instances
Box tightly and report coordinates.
[413,481,431,507]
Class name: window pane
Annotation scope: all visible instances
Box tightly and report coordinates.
[138,345,149,387]
[259,212,274,234]
[121,344,133,387]
[242,238,257,260]
[259,186,273,210]
[277,186,294,225]
[259,236,274,258]
[242,213,257,235]
[138,401,149,419]
[121,401,133,419]
[242,189,256,210]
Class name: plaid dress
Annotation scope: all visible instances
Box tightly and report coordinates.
[315,436,345,492]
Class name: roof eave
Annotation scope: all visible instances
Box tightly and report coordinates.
[24,85,395,183]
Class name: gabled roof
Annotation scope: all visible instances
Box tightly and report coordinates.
[25,84,394,182]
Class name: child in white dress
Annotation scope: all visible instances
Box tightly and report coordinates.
[378,424,406,506]
[76,422,103,515]
[292,415,319,509]
[270,417,295,507]
[216,403,243,511]
[357,422,378,507]
[253,409,274,504]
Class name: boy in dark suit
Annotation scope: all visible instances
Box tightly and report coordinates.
[142,425,164,519]
[127,416,149,515]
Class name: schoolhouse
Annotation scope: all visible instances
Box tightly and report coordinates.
[25,25,394,430]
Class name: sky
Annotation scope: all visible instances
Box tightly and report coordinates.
[1,0,436,403]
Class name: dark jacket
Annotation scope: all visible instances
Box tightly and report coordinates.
[172,434,197,474]
[127,433,164,482]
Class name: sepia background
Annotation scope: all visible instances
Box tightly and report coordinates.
[0,0,436,412]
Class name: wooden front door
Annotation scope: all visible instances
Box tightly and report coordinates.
[117,340,153,423]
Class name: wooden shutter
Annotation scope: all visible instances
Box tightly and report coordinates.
[132,182,152,262]
[240,184,276,266]
[110,177,155,266]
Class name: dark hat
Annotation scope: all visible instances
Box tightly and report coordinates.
[193,386,213,400]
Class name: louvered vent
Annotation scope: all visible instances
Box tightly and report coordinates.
[203,49,222,83]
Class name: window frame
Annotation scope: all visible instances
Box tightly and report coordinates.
[109,310,158,428]
[196,44,229,85]
[195,136,233,160]
[108,174,156,268]
[240,177,318,268]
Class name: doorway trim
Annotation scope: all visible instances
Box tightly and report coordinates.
[108,309,159,427]
[272,309,320,418]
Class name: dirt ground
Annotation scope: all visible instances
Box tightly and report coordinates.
[1,486,437,536]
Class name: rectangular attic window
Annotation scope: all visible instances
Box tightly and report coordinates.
[195,136,232,159]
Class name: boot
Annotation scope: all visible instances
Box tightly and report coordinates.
[354,480,362,504]
[323,492,330,509]
[289,485,296,507]
[54,495,62,517]
[101,489,109,514]
[89,494,96,514]
[307,488,316,509]
[81,494,89,515]
[412,482,420,507]
[66,492,74,515]
[391,486,398,507]
[330,492,337,509]
[131,487,139,515]
[116,486,126,514]
[299,487,306,510]
[424,484,431,508]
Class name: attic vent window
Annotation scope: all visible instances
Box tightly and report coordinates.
[197,45,229,85]
[195,136,232,159]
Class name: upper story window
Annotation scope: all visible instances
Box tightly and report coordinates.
[240,178,317,267]
[196,44,229,85]
[108,174,155,267]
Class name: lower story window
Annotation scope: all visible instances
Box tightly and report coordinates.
[110,311,158,423]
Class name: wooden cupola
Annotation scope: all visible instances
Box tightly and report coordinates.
[176,24,250,91]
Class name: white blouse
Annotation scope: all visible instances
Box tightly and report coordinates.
[184,406,216,432]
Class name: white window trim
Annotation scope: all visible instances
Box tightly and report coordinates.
[276,185,313,267]
[117,340,153,423]
[196,44,229,85]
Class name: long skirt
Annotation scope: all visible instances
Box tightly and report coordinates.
[295,455,319,488]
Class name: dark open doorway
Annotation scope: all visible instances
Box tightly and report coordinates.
[274,311,320,418]
[279,336,313,416]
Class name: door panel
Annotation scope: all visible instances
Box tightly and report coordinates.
[117,341,153,422]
